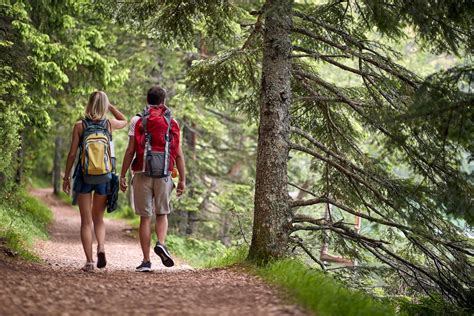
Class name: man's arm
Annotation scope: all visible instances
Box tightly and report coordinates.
[175,144,186,196]
[120,136,136,192]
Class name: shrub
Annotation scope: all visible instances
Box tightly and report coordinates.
[0,190,52,260]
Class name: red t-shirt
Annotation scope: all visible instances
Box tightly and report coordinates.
[131,105,180,172]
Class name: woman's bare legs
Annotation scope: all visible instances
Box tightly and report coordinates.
[91,193,107,253]
[77,193,93,262]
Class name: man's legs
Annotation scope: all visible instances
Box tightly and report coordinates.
[139,216,152,262]
[155,214,168,244]
[133,173,154,270]
[152,178,175,267]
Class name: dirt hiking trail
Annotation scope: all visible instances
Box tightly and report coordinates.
[0,188,307,315]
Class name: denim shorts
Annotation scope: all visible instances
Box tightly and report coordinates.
[73,169,110,196]
[76,181,109,195]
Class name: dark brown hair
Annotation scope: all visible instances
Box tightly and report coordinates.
[147,86,166,105]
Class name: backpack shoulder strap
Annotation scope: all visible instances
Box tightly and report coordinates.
[141,108,151,147]
[163,109,172,139]
[163,109,172,175]
[80,119,89,144]
[82,118,90,129]
[105,119,112,140]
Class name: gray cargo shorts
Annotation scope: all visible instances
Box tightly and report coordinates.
[132,173,174,217]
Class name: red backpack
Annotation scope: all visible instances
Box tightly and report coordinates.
[132,106,180,176]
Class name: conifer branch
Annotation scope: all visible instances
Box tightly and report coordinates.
[291,193,473,257]
[293,69,365,108]
[294,67,451,185]
[291,126,383,184]
[288,182,318,197]
[291,26,419,87]
[290,236,327,271]
[294,96,345,102]
[292,221,390,246]
[289,143,393,207]
[295,79,363,155]
[293,45,380,79]
[291,53,350,59]
[292,214,326,225]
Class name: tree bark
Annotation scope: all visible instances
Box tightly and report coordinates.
[248,0,293,263]
[183,119,198,236]
[52,135,63,196]
[14,132,24,185]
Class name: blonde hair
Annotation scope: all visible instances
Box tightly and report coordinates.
[85,91,109,120]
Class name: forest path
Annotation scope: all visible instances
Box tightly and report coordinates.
[0,188,306,315]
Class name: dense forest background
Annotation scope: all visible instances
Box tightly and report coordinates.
[1,0,472,314]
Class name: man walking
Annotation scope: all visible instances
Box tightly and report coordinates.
[120,86,186,271]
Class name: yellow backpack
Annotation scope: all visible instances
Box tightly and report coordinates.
[80,119,113,184]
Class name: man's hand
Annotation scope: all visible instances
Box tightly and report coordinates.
[176,180,186,196]
[120,176,128,192]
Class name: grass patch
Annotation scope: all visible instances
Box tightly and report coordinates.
[165,234,228,267]
[27,176,51,189]
[397,295,471,316]
[203,244,249,268]
[190,246,396,315]
[258,259,397,316]
[57,191,73,205]
[0,190,52,260]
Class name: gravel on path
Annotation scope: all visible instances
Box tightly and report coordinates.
[0,188,307,315]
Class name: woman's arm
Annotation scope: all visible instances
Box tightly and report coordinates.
[63,122,82,194]
[108,104,128,130]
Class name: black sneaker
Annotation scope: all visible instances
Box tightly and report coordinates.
[135,261,152,272]
[154,241,175,267]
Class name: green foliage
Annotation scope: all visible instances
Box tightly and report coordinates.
[305,0,473,55]
[165,234,227,267]
[0,190,52,260]
[1,0,128,194]
[258,259,396,316]
[28,176,51,189]
[203,244,249,268]
[186,48,261,116]
[397,294,471,316]
[96,0,245,48]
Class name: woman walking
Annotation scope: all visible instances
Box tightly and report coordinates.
[63,91,127,271]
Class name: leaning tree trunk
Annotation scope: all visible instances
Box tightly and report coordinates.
[52,135,63,195]
[248,0,293,263]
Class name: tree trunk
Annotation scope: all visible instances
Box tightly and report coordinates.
[248,0,293,263]
[52,135,63,195]
[220,212,231,246]
[183,119,198,235]
[15,132,25,185]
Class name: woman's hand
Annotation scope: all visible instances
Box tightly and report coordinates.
[63,178,71,194]
[108,103,128,130]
